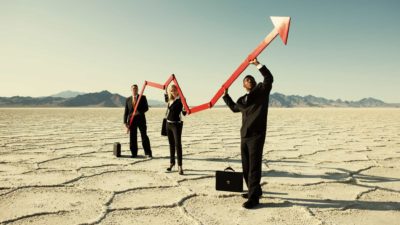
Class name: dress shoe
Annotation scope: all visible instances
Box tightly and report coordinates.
[166,164,175,172]
[131,155,137,158]
[242,199,259,209]
[178,166,184,175]
[241,192,262,199]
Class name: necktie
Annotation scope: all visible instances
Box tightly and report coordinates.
[132,95,137,106]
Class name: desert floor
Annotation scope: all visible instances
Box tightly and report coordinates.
[0,108,399,225]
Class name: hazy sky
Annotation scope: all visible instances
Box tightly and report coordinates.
[1,0,399,104]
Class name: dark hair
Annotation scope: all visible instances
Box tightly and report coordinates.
[131,84,138,88]
[243,75,256,86]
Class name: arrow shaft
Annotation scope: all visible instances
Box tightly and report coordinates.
[189,102,210,114]
[164,75,175,88]
[203,28,279,109]
[248,29,279,61]
[146,81,164,89]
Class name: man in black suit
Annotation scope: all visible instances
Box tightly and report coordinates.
[124,84,152,158]
[223,58,273,209]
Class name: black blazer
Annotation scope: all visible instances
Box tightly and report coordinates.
[223,65,273,138]
[164,94,186,122]
[124,95,149,125]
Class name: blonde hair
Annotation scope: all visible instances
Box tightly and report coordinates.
[168,84,178,102]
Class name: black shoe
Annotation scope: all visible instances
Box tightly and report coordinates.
[241,193,262,199]
[242,199,259,209]
[166,164,175,172]
[178,166,184,175]
[131,155,137,158]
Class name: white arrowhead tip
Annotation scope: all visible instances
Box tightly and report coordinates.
[270,16,291,45]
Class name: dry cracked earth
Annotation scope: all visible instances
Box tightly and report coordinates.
[0,108,399,225]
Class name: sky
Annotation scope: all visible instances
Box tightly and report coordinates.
[0,0,399,104]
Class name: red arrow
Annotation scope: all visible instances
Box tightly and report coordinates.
[128,16,291,131]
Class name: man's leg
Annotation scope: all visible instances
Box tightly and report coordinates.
[247,133,266,200]
[241,138,250,190]
[129,125,138,157]
[138,122,152,156]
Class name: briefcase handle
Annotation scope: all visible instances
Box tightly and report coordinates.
[224,167,235,172]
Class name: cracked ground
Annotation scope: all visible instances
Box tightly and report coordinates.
[0,108,399,225]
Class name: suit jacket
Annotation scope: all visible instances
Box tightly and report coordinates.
[164,94,186,121]
[124,95,149,125]
[223,65,273,138]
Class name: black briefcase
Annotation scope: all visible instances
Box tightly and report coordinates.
[215,167,243,192]
[113,142,121,157]
[161,118,167,136]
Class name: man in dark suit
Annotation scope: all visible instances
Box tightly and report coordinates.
[223,58,273,209]
[124,84,152,158]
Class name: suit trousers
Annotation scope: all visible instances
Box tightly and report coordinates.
[241,133,265,200]
[166,122,183,166]
[130,121,152,156]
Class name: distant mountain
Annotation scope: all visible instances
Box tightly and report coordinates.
[0,91,397,107]
[51,90,86,98]
[269,93,395,107]
[0,96,65,107]
[61,90,125,107]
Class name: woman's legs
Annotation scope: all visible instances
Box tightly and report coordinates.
[167,123,176,165]
[175,123,183,166]
[167,123,183,166]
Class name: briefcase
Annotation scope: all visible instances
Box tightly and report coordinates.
[161,118,167,136]
[113,142,121,157]
[215,167,243,192]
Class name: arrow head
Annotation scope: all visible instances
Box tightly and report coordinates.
[270,16,291,45]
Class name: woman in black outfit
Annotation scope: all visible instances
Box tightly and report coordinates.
[164,84,186,175]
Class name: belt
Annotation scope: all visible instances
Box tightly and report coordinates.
[167,120,182,124]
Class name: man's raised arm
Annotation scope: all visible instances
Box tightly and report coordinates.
[223,89,240,113]
[250,58,273,86]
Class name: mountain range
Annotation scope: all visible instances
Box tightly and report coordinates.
[50,90,86,98]
[0,90,398,108]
